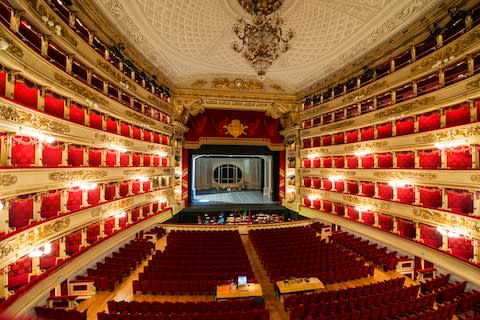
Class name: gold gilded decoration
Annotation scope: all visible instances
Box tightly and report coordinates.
[319,170,356,177]
[415,126,480,144]
[49,170,108,181]
[97,59,133,90]
[344,141,388,152]
[0,29,23,58]
[0,218,70,260]
[413,209,480,237]
[0,105,70,133]
[123,169,155,176]
[342,81,388,103]
[300,104,330,121]
[191,80,207,88]
[94,133,133,147]
[124,110,156,126]
[38,5,77,46]
[342,195,390,210]
[471,175,480,182]
[375,97,436,119]
[466,78,480,90]
[321,120,355,133]
[212,78,264,90]
[54,74,108,105]
[270,84,284,91]
[0,174,17,186]
[224,119,248,137]
[373,172,437,180]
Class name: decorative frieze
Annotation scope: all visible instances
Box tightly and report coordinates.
[373,172,437,180]
[0,105,70,134]
[94,133,133,147]
[54,73,108,105]
[342,81,388,103]
[415,125,480,144]
[123,168,156,176]
[0,174,18,186]
[374,97,436,119]
[124,110,156,126]
[413,208,480,238]
[97,59,133,89]
[48,170,108,181]
[342,195,390,210]
[321,120,355,133]
[344,141,388,152]
[0,29,23,58]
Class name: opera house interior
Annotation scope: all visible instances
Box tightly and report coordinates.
[0,0,480,319]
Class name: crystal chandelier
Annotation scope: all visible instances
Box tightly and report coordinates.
[232,0,294,77]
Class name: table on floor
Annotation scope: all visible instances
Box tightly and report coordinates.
[275,277,324,301]
[216,283,263,301]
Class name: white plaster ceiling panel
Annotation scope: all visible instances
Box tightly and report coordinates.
[92,0,444,93]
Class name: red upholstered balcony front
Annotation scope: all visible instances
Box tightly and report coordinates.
[419,224,442,249]
[312,178,321,189]
[445,103,470,127]
[303,177,311,188]
[446,189,474,214]
[333,156,344,168]
[312,199,321,209]
[14,81,38,109]
[89,111,103,130]
[376,122,392,139]
[378,183,393,201]
[362,211,375,225]
[8,256,32,290]
[360,126,374,141]
[69,103,85,125]
[419,149,441,169]
[67,189,82,212]
[347,156,358,169]
[12,136,36,166]
[41,191,61,219]
[322,135,332,146]
[418,111,441,132]
[346,130,358,143]
[347,206,359,221]
[88,188,100,205]
[419,187,442,208]
[397,218,415,239]
[347,180,358,195]
[88,149,101,167]
[312,137,321,147]
[377,152,393,168]
[396,152,414,168]
[303,196,311,207]
[334,180,345,193]
[303,158,311,168]
[105,150,117,166]
[42,143,62,167]
[361,182,375,197]
[395,118,414,136]
[333,203,344,215]
[104,184,116,201]
[361,154,374,168]
[106,117,117,134]
[44,94,65,118]
[303,138,311,148]
[323,200,332,213]
[312,157,320,168]
[9,196,34,229]
[334,133,344,144]
[322,178,332,191]
[68,145,84,166]
[378,213,393,231]
[322,156,332,168]
[446,146,472,169]
[397,185,414,204]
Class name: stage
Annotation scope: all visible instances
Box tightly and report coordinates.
[192,190,276,205]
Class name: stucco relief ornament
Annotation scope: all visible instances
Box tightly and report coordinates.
[224,119,248,138]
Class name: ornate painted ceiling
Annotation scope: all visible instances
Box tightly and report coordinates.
[91,0,443,94]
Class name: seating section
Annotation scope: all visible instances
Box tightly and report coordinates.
[78,239,154,291]
[133,230,254,294]
[99,298,269,320]
[420,273,451,293]
[34,306,86,320]
[249,227,374,284]
[330,232,398,270]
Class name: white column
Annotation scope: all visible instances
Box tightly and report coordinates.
[0,200,10,234]
[60,190,68,213]
[32,194,42,222]
[99,184,106,203]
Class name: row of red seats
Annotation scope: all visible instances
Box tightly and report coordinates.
[98,308,269,320]
[34,306,86,320]
[139,270,255,282]
[454,289,480,314]
[132,278,244,295]
[284,277,405,310]
[106,298,264,315]
[290,292,438,320]
[436,281,468,303]
[420,273,451,293]
[401,302,458,320]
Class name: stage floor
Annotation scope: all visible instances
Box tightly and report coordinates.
[192,190,275,205]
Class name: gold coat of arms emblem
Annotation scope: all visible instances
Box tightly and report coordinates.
[223,119,248,137]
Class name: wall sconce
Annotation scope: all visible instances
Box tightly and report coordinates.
[85,98,99,109]
[437,227,469,238]
[355,205,372,212]
[353,149,372,157]
[434,140,468,149]
[71,182,97,190]
[307,153,319,159]
[307,195,319,201]
[108,144,127,153]
[119,81,130,89]
[0,38,9,51]
[388,180,411,187]
[329,175,343,182]
[18,128,55,144]
[114,211,126,218]
[431,55,455,70]
[157,151,168,158]
[29,243,52,258]
[41,15,62,36]
[134,176,149,182]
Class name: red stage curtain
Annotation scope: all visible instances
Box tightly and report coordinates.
[322,178,332,191]
[334,133,344,144]
[42,143,62,167]
[87,223,100,244]
[323,200,332,213]
[14,81,38,109]
[378,213,393,231]
[120,123,131,137]
[119,182,129,197]
[88,149,101,166]
[9,196,34,229]
[397,218,416,239]
[312,137,321,147]
[67,189,82,212]
[41,191,60,219]
[418,111,441,132]
[445,103,470,127]
[378,183,393,200]
[376,122,392,139]
[360,126,374,141]
[377,152,393,168]
[303,158,311,168]
[44,94,65,118]
[12,136,36,166]
[395,117,414,136]
[104,184,116,201]
[69,103,85,125]
[322,135,332,146]
[143,154,151,167]
[362,211,375,226]
[334,180,344,193]
[89,110,103,130]
[334,156,344,168]
[347,206,359,220]
[68,145,84,166]
[312,157,320,168]
[361,182,375,197]
[446,146,472,169]
[303,177,311,188]
[397,185,414,204]
[132,153,141,166]
[333,203,344,215]
[143,130,151,142]
[132,181,140,194]
[120,153,130,166]
[346,130,358,143]
[347,156,358,169]
[419,187,442,208]
[347,180,358,194]
[312,178,321,189]
[420,224,442,248]
[322,156,332,168]
[396,151,414,168]
[303,196,311,207]
[418,149,441,169]
[447,189,473,214]
[105,150,116,166]
[361,154,374,168]
[88,187,100,205]
[106,117,117,134]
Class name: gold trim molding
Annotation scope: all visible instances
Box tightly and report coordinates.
[123,169,156,176]
[94,133,133,147]
[374,97,436,119]
[0,105,70,134]
[413,208,480,237]
[96,59,134,91]
[321,120,355,133]
[342,81,388,103]
[342,195,390,210]
[54,74,108,105]
[0,174,17,186]
[124,110,156,126]
[0,28,23,58]
[344,141,388,152]
[48,170,108,181]
[415,126,480,144]
[373,172,437,180]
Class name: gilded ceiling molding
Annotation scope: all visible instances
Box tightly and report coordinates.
[124,110,156,126]
[94,133,133,147]
[321,120,355,133]
[173,98,205,124]
[0,29,23,58]
[344,141,388,152]
[342,195,390,210]
[191,80,207,88]
[54,73,108,105]
[0,174,18,187]
[413,208,480,238]
[211,78,265,91]
[38,4,78,47]
[0,105,70,134]
[48,170,108,181]
[342,81,388,103]
[96,59,134,91]
[0,218,70,259]
[373,172,437,180]
[415,126,480,144]
[375,97,436,119]
[123,168,156,176]
[412,26,480,73]
[265,102,299,128]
